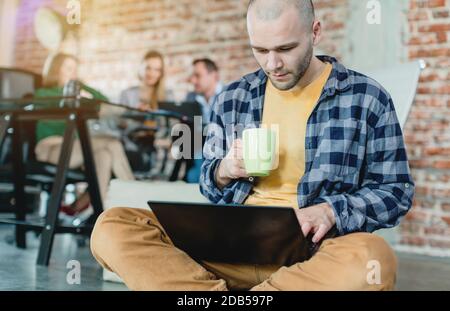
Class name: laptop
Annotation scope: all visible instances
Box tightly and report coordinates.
[147,201,317,266]
[158,101,202,120]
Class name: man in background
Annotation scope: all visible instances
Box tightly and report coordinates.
[185,58,223,183]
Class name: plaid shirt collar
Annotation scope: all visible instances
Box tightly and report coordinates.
[239,55,354,126]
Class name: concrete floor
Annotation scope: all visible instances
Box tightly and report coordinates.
[0,224,449,291]
[0,224,126,291]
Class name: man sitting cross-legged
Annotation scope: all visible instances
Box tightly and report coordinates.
[90,0,414,291]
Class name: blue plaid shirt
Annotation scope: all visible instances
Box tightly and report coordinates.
[200,55,415,235]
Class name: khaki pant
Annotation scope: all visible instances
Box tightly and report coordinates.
[90,207,397,291]
[35,135,135,201]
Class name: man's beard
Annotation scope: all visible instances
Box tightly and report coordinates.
[269,44,313,91]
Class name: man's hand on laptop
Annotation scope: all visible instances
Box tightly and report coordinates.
[294,203,336,244]
[215,139,249,189]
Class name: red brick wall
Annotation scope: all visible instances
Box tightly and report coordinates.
[14,0,66,71]
[402,0,450,252]
[12,0,450,253]
[14,0,253,99]
[13,0,348,100]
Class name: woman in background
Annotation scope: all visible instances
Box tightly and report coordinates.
[35,53,135,210]
[120,50,172,110]
[119,51,174,177]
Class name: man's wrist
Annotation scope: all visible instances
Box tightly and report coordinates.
[322,202,336,224]
[215,161,231,190]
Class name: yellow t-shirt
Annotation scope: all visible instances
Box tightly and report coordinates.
[244,63,332,208]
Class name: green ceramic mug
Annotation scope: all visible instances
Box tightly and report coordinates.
[242,127,277,176]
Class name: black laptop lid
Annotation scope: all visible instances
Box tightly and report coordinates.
[147,201,312,266]
[158,101,202,120]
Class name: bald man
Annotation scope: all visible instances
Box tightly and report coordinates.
[91,0,414,291]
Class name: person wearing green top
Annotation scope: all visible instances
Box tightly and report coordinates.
[35,83,108,143]
[34,53,135,211]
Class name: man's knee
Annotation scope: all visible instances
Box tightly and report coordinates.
[90,207,139,264]
[350,233,397,290]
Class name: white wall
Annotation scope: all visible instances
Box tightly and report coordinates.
[343,0,411,246]
[0,0,20,67]
[344,0,409,72]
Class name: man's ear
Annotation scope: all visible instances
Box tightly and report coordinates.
[214,71,220,83]
[312,20,322,46]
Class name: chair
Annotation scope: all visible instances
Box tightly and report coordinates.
[0,68,85,207]
[0,68,40,165]
[0,68,41,99]
[365,60,425,129]
[0,68,42,216]
[0,69,87,252]
[120,102,202,181]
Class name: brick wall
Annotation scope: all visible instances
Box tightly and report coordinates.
[12,0,450,254]
[14,0,249,99]
[13,0,348,100]
[401,0,450,255]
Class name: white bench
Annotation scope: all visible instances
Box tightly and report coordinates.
[102,179,208,283]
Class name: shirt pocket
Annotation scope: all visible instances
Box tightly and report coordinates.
[316,119,363,177]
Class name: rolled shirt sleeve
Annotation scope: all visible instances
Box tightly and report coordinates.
[319,97,415,235]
